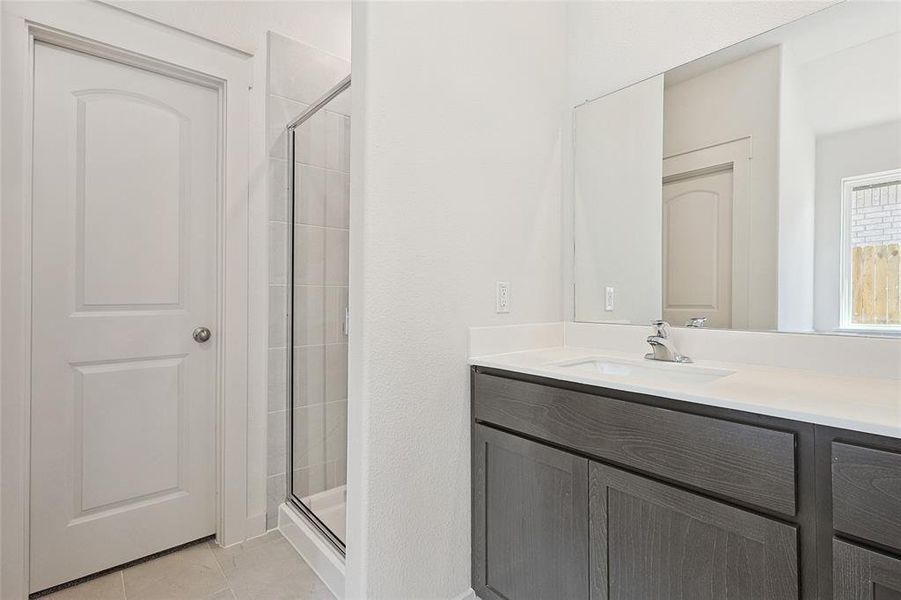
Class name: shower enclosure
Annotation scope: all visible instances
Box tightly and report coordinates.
[285,75,351,553]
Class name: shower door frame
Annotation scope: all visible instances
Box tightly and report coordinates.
[285,75,351,556]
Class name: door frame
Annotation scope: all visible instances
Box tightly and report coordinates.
[663,137,752,330]
[1,3,258,597]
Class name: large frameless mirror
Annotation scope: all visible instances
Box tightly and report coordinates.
[573,1,901,336]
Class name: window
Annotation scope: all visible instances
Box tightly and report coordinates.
[840,169,901,330]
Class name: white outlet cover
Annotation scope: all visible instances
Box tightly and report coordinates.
[496,282,510,313]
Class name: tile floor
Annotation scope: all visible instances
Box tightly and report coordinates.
[40,532,335,600]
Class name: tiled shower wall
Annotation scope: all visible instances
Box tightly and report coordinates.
[266,32,350,529]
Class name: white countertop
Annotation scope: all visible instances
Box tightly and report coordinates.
[470,346,901,439]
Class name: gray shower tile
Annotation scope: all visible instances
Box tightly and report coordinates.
[336,457,347,487]
[325,344,348,403]
[267,410,287,477]
[266,475,285,530]
[292,463,328,500]
[269,222,288,285]
[295,164,326,226]
[325,171,349,229]
[293,286,325,346]
[292,403,325,470]
[268,32,349,107]
[324,286,348,344]
[268,95,306,160]
[268,286,288,349]
[325,400,347,464]
[294,225,325,285]
[325,112,350,173]
[294,111,327,168]
[268,159,288,222]
[294,345,325,407]
[268,347,287,412]
[324,229,348,286]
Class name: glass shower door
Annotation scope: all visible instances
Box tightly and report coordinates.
[286,78,350,551]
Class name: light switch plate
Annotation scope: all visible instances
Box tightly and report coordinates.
[605,286,615,311]
[496,282,510,313]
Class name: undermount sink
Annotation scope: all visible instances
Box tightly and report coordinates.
[550,356,734,386]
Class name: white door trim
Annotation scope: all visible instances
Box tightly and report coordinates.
[1,3,262,597]
[663,137,752,330]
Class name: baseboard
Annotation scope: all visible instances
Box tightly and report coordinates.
[451,588,478,600]
[244,512,267,540]
[278,503,345,599]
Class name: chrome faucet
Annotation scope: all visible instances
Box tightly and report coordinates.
[685,316,708,328]
[645,320,692,363]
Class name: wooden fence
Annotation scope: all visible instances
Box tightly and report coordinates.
[852,243,901,325]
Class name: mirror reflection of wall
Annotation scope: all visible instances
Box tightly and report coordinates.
[573,1,901,336]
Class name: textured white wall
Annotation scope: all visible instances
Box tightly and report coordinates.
[103,0,351,58]
[565,1,831,107]
[348,2,565,597]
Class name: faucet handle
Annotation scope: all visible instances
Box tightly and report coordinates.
[685,316,708,328]
[650,319,671,338]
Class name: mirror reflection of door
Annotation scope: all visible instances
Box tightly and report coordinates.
[662,167,734,329]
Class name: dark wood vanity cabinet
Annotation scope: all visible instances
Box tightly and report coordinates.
[588,462,798,600]
[816,428,901,600]
[472,425,589,600]
[472,367,901,600]
[832,540,901,600]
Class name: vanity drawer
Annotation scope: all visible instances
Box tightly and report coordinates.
[832,442,901,553]
[473,372,797,515]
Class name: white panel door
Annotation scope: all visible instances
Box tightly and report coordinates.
[662,169,734,329]
[30,42,219,592]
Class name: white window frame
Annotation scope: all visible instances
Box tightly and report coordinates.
[838,168,901,333]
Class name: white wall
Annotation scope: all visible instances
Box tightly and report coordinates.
[0,12,4,597]
[799,31,901,137]
[565,1,831,108]
[348,2,565,597]
[104,0,351,59]
[664,47,781,330]
[778,46,816,332]
[813,120,901,332]
[574,75,664,324]
[563,0,831,321]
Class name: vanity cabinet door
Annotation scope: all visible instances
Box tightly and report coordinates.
[472,425,590,600]
[832,443,901,555]
[589,462,798,600]
[833,539,901,600]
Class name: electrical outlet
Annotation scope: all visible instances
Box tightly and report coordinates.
[496,282,511,313]
[605,286,615,311]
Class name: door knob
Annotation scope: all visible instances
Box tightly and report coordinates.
[192,326,212,343]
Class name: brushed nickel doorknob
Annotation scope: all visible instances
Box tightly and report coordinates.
[192,326,212,343]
